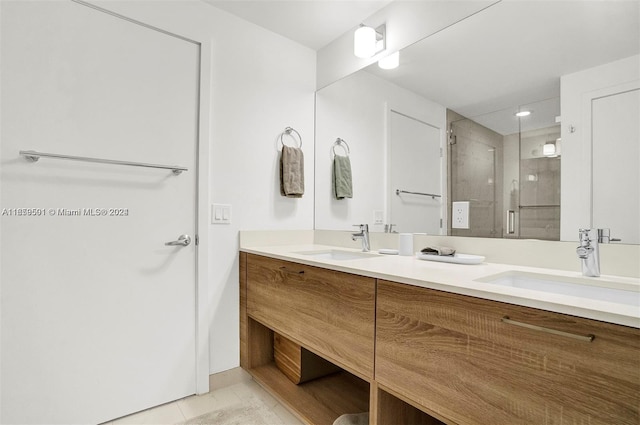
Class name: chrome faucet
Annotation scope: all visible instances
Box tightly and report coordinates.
[352,224,370,252]
[596,228,622,243]
[576,228,600,277]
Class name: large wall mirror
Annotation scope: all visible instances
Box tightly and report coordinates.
[315,1,639,244]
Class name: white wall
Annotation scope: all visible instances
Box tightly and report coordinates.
[2,0,316,377]
[560,55,639,242]
[315,70,445,232]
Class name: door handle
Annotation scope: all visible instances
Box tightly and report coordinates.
[165,234,191,247]
[506,210,515,234]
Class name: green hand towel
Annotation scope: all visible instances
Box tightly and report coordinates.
[334,154,353,199]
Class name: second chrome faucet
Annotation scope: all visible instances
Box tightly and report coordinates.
[576,227,621,277]
[576,228,600,277]
[352,224,370,252]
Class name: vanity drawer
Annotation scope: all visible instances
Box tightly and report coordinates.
[376,279,640,425]
[246,254,376,379]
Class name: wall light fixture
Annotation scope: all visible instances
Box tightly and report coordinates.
[378,51,399,69]
[543,137,561,157]
[543,142,556,156]
[354,24,386,59]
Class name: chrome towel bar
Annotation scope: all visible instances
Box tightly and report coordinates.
[395,189,441,199]
[19,150,188,175]
[332,138,351,156]
[279,127,302,149]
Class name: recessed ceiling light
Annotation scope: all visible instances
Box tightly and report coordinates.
[515,110,532,117]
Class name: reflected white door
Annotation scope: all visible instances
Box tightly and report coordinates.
[389,111,442,234]
[1,2,199,424]
[592,88,640,244]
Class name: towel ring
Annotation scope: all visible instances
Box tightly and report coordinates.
[332,138,350,156]
[280,127,302,149]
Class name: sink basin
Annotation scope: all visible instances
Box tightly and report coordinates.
[295,249,380,261]
[475,271,639,307]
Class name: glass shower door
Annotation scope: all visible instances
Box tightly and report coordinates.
[518,128,561,240]
[449,118,502,238]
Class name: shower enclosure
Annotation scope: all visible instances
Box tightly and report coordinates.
[447,108,561,240]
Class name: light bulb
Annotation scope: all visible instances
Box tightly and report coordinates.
[378,51,399,69]
[354,26,376,58]
[543,143,556,156]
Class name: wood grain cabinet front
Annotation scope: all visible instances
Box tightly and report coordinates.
[246,254,376,379]
[376,279,640,425]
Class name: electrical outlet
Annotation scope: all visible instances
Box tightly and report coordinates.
[452,201,470,229]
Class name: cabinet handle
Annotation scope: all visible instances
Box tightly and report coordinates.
[501,316,595,342]
[279,266,304,275]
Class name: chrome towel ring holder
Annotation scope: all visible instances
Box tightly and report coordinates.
[279,126,302,149]
[332,138,350,156]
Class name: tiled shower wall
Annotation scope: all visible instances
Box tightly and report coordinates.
[447,110,504,238]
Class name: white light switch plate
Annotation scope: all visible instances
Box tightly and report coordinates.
[452,201,470,229]
[373,210,384,225]
[211,203,232,224]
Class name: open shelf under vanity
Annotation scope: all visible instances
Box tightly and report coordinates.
[244,317,370,425]
[244,317,446,425]
[251,363,369,425]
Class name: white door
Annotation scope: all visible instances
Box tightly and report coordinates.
[389,111,442,234]
[1,2,199,423]
[592,88,640,244]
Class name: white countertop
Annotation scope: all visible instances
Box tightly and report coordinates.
[241,244,640,328]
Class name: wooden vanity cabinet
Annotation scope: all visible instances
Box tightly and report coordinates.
[245,253,376,379]
[241,253,375,425]
[241,253,639,425]
[375,279,640,425]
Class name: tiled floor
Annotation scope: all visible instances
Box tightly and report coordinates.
[102,368,304,425]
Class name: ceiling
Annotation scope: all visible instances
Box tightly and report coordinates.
[201,0,393,50]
